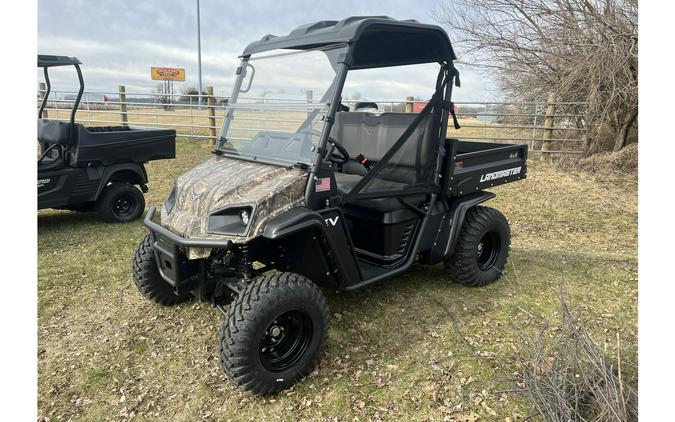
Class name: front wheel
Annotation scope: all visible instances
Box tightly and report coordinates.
[96,183,145,223]
[445,206,511,287]
[219,272,330,395]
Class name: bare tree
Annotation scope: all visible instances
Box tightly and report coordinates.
[179,86,207,103]
[435,0,638,152]
[258,89,273,103]
[154,83,170,105]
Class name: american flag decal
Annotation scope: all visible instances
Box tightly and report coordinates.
[315,177,331,192]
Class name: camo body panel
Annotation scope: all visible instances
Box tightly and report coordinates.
[159,156,307,259]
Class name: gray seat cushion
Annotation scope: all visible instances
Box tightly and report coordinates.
[334,172,363,194]
[38,119,71,145]
[334,172,426,213]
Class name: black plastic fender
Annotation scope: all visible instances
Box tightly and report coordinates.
[421,191,496,264]
[262,207,362,288]
[262,207,326,239]
[95,163,148,199]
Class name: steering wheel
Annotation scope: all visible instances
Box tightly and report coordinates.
[326,137,349,165]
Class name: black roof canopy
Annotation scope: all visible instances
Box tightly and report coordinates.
[242,16,456,69]
[38,55,82,68]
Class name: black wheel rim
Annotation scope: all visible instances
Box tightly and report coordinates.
[113,193,137,219]
[477,230,500,271]
[259,310,313,372]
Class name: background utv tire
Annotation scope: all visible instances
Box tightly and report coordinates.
[96,183,145,223]
[132,234,192,306]
[445,206,510,287]
[220,272,330,395]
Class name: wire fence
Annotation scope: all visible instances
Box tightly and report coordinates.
[37,86,588,154]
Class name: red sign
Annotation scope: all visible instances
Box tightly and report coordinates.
[412,100,459,114]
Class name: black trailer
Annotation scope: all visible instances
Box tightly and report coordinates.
[37,55,176,222]
[131,17,528,394]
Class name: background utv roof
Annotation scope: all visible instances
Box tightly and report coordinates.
[38,54,82,68]
[242,16,456,69]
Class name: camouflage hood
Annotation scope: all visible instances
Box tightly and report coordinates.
[160,156,307,258]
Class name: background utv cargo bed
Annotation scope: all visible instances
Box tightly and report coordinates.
[444,139,528,196]
[71,125,176,166]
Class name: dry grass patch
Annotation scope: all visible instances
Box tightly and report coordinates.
[38,139,636,421]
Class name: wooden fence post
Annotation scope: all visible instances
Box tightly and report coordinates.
[39,82,48,118]
[581,132,589,152]
[541,92,556,158]
[207,86,217,144]
[118,85,128,126]
[405,96,414,113]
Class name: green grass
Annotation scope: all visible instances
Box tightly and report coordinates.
[38,139,637,421]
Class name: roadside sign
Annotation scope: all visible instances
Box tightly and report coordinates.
[151,67,186,81]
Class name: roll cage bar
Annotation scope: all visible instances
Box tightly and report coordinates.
[38,54,85,129]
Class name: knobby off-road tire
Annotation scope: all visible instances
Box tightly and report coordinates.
[132,234,192,306]
[445,206,511,287]
[96,183,145,223]
[219,272,330,395]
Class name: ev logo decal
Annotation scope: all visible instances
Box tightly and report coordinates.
[479,166,522,183]
[324,216,340,227]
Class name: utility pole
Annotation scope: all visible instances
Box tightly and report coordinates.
[197,0,203,106]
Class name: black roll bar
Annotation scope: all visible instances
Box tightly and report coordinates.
[71,64,84,126]
[37,54,85,144]
[39,67,51,119]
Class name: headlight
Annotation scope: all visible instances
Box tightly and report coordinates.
[240,209,250,225]
[208,205,254,235]
[165,183,177,214]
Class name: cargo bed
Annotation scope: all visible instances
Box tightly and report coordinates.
[444,139,528,196]
[70,124,176,167]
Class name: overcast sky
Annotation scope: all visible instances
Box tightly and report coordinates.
[37,0,499,101]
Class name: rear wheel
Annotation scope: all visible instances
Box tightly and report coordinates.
[219,272,330,395]
[97,183,145,223]
[445,206,510,287]
[132,234,192,306]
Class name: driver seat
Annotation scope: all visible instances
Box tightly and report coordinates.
[331,111,438,213]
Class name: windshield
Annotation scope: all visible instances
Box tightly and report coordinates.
[216,46,345,166]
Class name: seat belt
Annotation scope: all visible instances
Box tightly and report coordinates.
[355,153,375,172]
[446,66,461,130]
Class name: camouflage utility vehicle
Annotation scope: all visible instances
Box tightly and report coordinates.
[38,55,176,223]
[133,17,527,394]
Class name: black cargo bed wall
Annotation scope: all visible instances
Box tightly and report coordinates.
[69,125,176,166]
[443,139,528,196]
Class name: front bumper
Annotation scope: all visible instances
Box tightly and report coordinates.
[144,206,232,286]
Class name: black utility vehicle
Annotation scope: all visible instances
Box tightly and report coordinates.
[37,55,176,223]
[132,17,527,394]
